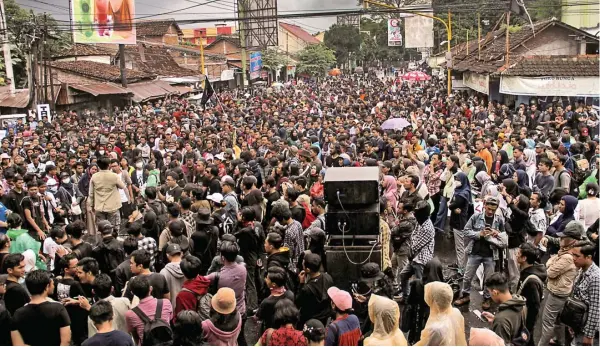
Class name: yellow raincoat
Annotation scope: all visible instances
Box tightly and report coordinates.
[415,281,467,346]
[363,294,407,346]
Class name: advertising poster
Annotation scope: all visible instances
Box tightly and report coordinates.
[250,52,263,80]
[387,19,403,47]
[71,0,136,44]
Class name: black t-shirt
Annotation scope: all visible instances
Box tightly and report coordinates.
[52,278,89,345]
[124,273,169,301]
[0,303,12,347]
[71,241,94,259]
[257,290,295,331]
[82,330,134,346]
[5,281,30,316]
[290,204,305,225]
[0,252,9,274]
[472,215,494,258]
[12,301,71,346]
[21,196,44,232]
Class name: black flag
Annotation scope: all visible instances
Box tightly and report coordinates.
[201,76,214,106]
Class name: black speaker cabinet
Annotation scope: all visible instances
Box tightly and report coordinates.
[326,203,380,237]
[325,246,382,291]
[324,167,380,207]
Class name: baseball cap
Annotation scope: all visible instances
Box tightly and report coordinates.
[166,243,183,256]
[212,288,236,314]
[215,153,225,160]
[484,196,500,206]
[327,287,352,311]
[207,193,223,204]
[0,153,10,160]
[557,221,584,239]
[221,176,235,187]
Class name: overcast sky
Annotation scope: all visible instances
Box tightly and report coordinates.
[17,0,358,33]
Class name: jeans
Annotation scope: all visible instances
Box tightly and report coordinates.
[461,255,495,299]
[433,196,448,232]
[453,228,467,273]
[538,292,568,346]
[245,264,258,312]
[391,246,409,287]
[507,247,520,293]
[400,261,425,297]
[95,210,121,236]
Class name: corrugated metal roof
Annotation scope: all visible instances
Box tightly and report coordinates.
[69,83,131,96]
[0,88,30,108]
[127,80,179,103]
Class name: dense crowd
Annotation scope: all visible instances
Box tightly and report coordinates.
[0,72,598,346]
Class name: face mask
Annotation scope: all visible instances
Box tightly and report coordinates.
[454,181,462,188]
[99,150,105,155]
[136,163,143,169]
[49,186,58,193]
[62,178,70,184]
[441,157,447,163]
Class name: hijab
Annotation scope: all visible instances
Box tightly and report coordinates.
[494,150,509,174]
[498,163,515,182]
[515,170,529,189]
[382,175,398,211]
[475,171,498,200]
[502,178,519,198]
[453,172,471,202]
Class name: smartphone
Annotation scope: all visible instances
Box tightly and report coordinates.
[473,309,486,322]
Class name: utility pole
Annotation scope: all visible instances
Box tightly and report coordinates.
[238,0,247,87]
[0,0,15,94]
[119,44,127,88]
[42,13,48,103]
[505,11,511,67]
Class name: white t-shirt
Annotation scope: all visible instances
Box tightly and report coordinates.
[576,198,600,230]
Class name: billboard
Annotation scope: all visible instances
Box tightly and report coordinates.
[404,15,434,48]
[238,0,278,48]
[249,52,263,80]
[71,0,136,44]
[387,19,403,47]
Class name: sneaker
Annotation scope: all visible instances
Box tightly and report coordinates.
[482,298,492,310]
[454,295,470,306]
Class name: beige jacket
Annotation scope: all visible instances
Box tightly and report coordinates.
[546,249,578,297]
[89,170,125,213]
[87,295,132,338]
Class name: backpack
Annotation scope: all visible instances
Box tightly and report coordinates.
[132,299,174,346]
[180,288,213,321]
[511,307,531,346]
[148,201,169,233]
[299,201,316,229]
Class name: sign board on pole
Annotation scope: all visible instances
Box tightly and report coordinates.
[37,104,51,122]
[70,0,136,44]
[404,15,434,48]
[220,70,235,81]
[387,19,403,47]
[249,52,263,80]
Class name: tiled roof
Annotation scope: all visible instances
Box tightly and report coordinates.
[124,44,199,77]
[50,61,156,83]
[499,55,600,76]
[205,35,241,49]
[0,87,29,108]
[453,19,556,73]
[52,43,114,58]
[136,19,182,37]
[279,22,320,44]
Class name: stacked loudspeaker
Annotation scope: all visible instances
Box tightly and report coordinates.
[324,167,381,290]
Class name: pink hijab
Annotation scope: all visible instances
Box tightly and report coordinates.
[383,175,398,212]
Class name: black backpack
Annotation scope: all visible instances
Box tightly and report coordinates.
[132,299,173,346]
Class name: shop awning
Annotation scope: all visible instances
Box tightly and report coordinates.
[127,80,180,103]
[69,83,130,96]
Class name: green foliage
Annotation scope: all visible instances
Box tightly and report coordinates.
[0,0,69,87]
[261,48,288,71]
[296,44,336,77]
[323,24,361,66]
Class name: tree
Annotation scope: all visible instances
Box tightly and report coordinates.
[324,24,361,69]
[296,44,336,77]
[261,48,288,71]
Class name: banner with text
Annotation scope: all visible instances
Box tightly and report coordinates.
[463,71,490,95]
[500,76,600,97]
[249,52,263,80]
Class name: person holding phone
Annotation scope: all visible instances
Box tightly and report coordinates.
[454,196,507,310]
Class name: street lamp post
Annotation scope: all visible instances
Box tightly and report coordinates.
[362,0,453,95]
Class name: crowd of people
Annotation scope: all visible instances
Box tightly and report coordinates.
[0,72,598,346]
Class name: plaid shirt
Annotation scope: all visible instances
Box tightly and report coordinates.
[180,210,197,234]
[422,164,443,197]
[138,237,157,268]
[574,263,600,338]
[283,220,305,270]
[411,219,435,265]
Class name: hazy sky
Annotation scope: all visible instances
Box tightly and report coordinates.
[17,0,358,33]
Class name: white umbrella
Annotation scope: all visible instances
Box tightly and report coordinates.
[381,117,411,130]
